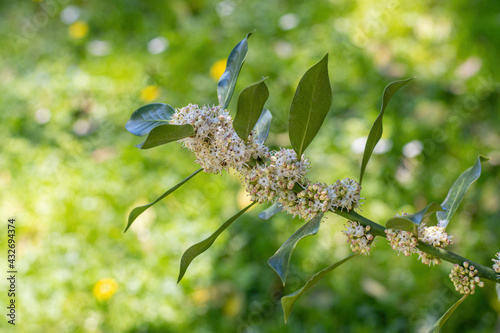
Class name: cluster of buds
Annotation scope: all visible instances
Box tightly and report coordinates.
[492,252,500,279]
[342,221,375,255]
[328,178,362,211]
[294,182,332,221]
[449,262,484,295]
[170,104,269,174]
[385,229,418,256]
[416,225,454,266]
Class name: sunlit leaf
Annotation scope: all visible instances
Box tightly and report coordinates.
[281,254,357,322]
[253,108,272,144]
[436,155,488,228]
[217,33,252,109]
[385,202,442,234]
[125,103,175,136]
[135,124,194,149]
[359,78,414,185]
[125,169,203,233]
[177,202,256,283]
[496,284,500,302]
[428,294,468,333]
[258,202,282,220]
[289,54,332,159]
[234,78,269,142]
[268,213,323,285]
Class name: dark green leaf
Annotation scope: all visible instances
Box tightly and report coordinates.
[385,202,442,233]
[359,78,414,185]
[136,124,194,150]
[268,213,324,285]
[258,202,282,220]
[289,54,332,158]
[125,169,203,233]
[217,33,252,109]
[436,155,488,228]
[428,294,468,333]
[125,103,175,136]
[281,254,357,322]
[177,202,256,283]
[234,78,269,141]
[253,108,272,144]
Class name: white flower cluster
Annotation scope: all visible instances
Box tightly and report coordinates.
[171,104,269,174]
[416,225,453,266]
[385,229,418,256]
[492,252,500,279]
[449,262,484,295]
[171,103,364,221]
[342,221,374,255]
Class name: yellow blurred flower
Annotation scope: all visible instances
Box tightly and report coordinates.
[210,59,227,81]
[140,85,160,102]
[93,278,118,301]
[69,21,89,39]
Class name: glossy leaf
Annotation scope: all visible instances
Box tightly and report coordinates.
[177,202,256,283]
[289,54,332,159]
[125,169,203,232]
[428,294,468,333]
[268,213,323,285]
[136,124,194,150]
[125,103,175,136]
[436,156,488,228]
[385,202,442,234]
[281,254,357,322]
[359,78,414,185]
[217,33,252,109]
[253,108,272,144]
[258,202,282,220]
[234,78,269,141]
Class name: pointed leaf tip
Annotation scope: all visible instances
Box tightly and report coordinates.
[359,77,414,185]
[234,78,269,141]
[177,202,256,283]
[289,54,332,159]
[268,214,323,285]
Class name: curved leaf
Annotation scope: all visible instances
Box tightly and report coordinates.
[281,254,357,322]
[258,202,282,220]
[234,78,269,141]
[125,169,203,233]
[429,294,468,333]
[359,78,414,185]
[385,202,442,234]
[177,202,256,283]
[268,213,324,286]
[136,124,194,150]
[253,108,272,144]
[289,54,332,159]
[496,284,500,302]
[126,103,175,136]
[436,155,488,228]
[217,33,252,109]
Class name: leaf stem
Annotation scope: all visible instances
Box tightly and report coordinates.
[334,209,499,283]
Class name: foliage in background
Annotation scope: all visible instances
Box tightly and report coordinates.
[1,0,499,332]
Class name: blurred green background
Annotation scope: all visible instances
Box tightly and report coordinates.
[1,0,499,332]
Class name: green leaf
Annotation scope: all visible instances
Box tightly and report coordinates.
[136,124,195,150]
[258,202,282,220]
[436,155,488,228]
[496,284,500,302]
[268,213,324,286]
[253,108,272,144]
[177,202,256,283]
[359,78,414,185]
[281,254,357,322]
[125,169,203,233]
[234,78,269,142]
[428,294,468,333]
[217,33,252,109]
[385,202,442,234]
[289,54,332,159]
[125,103,175,136]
